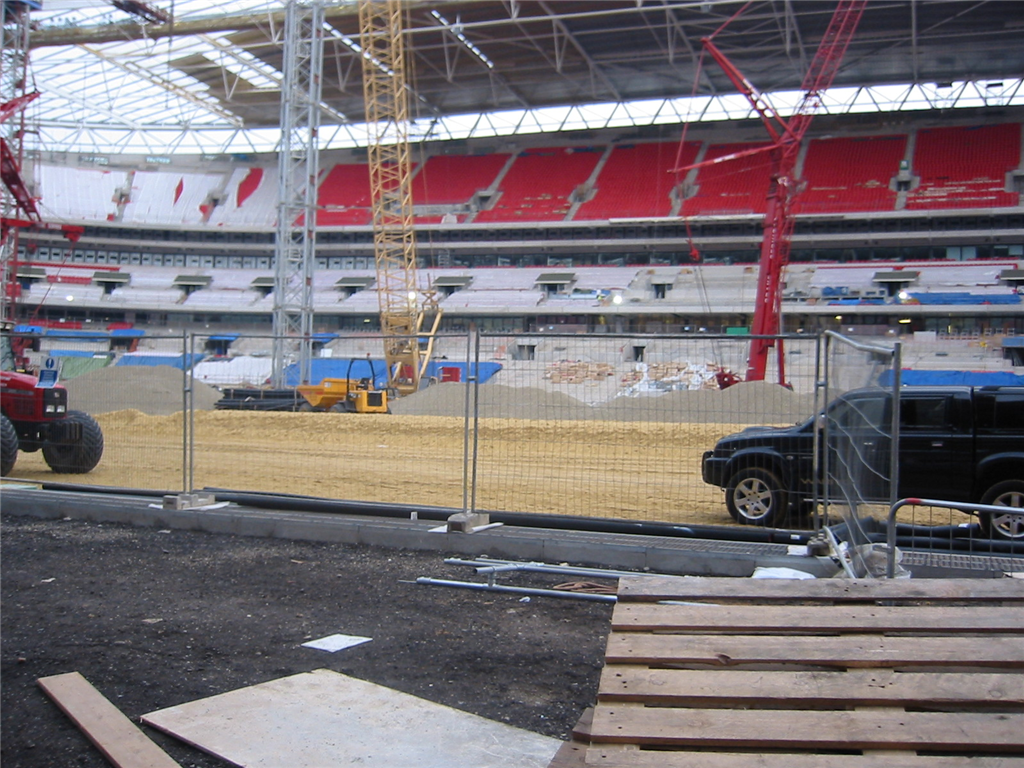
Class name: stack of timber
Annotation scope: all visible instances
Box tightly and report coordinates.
[553,576,1024,767]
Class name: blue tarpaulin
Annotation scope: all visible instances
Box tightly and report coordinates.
[116,354,205,370]
[13,325,44,334]
[908,292,1021,306]
[43,329,110,341]
[283,359,503,387]
[110,328,146,337]
[207,334,240,342]
[49,349,107,358]
[284,358,390,388]
[425,361,502,384]
[880,369,1024,387]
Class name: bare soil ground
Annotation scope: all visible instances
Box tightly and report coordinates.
[1,514,613,768]
[8,410,745,526]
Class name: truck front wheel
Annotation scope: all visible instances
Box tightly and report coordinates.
[42,410,104,474]
[979,480,1024,540]
[725,467,787,527]
[1,414,18,476]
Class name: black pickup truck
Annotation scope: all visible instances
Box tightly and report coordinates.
[701,385,1024,538]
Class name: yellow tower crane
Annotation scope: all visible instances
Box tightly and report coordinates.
[358,0,441,396]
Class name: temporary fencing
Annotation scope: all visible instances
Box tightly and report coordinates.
[3,325,1020,576]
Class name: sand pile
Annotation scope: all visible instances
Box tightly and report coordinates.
[390,380,815,424]
[61,365,223,416]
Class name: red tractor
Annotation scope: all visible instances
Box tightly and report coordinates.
[1,324,103,476]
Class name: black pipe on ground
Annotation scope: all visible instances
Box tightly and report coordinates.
[30,480,813,546]
[200,487,815,545]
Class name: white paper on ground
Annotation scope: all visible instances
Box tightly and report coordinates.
[300,633,371,653]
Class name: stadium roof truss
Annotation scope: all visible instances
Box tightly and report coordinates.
[14,0,1024,156]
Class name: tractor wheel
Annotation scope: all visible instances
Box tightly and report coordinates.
[42,410,104,474]
[1,413,18,476]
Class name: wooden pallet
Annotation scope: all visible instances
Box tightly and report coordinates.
[560,576,1024,767]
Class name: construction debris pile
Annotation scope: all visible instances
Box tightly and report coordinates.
[618,361,721,395]
[545,360,615,384]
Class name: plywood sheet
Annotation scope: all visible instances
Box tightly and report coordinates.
[142,669,559,768]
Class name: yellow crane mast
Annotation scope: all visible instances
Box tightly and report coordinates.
[358,0,440,396]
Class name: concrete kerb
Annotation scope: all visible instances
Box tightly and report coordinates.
[0,487,839,578]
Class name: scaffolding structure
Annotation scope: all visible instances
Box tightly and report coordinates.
[271,0,324,387]
[0,1,36,324]
[358,0,439,395]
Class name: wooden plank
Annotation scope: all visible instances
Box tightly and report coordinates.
[617,576,1024,603]
[547,708,592,768]
[597,666,1024,707]
[587,705,1024,752]
[611,603,1024,633]
[604,632,1024,668]
[37,672,181,768]
[583,748,1024,767]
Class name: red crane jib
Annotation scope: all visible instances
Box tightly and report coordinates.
[682,1,867,384]
[0,138,40,221]
[0,93,40,126]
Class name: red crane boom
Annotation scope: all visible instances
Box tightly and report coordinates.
[681,1,866,383]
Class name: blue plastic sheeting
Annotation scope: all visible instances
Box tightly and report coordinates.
[116,354,205,370]
[425,361,502,384]
[880,369,1024,387]
[207,334,240,342]
[312,333,338,342]
[110,328,146,337]
[908,292,1021,306]
[1003,338,1024,348]
[43,329,110,341]
[283,359,503,387]
[49,349,103,358]
[284,358,390,388]
[827,298,885,305]
[13,325,44,334]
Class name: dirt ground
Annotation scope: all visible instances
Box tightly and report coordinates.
[1,514,613,768]
[7,410,745,526]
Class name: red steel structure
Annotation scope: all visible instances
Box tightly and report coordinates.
[680,0,867,384]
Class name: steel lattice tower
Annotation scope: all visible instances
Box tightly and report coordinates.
[272,0,324,388]
[0,2,34,324]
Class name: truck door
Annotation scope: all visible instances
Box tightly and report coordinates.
[896,392,965,501]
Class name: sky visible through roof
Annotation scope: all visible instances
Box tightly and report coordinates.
[13,1,1024,156]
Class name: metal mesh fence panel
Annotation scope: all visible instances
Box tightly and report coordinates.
[819,332,900,576]
[2,329,189,491]
[822,332,1024,576]
[186,331,474,508]
[465,332,822,524]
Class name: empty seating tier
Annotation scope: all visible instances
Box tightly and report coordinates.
[410,154,510,205]
[906,123,1021,210]
[576,142,698,220]
[796,135,906,213]
[681,143,774,216]
[474,147,602,223]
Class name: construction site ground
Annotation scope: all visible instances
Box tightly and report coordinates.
[0,513,612,768]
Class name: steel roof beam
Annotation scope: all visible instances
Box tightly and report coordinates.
[538,1,621,102]
[80,44,245,127]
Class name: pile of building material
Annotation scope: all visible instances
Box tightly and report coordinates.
[545,361,615,384]
[619,361,720,395]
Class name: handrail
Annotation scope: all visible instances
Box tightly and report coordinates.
[824,329,895,356]
[886,497,1024,577]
